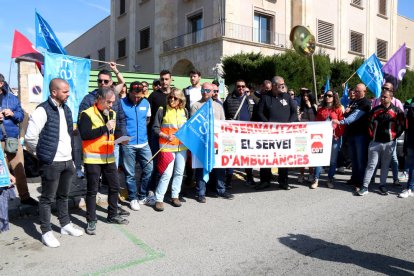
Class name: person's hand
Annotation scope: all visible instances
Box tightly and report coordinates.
[73,128,79,136]
[167,134,175,142]
[9,174,16,185]
[106,119,115,131]
[0,112,4,121]
[109,62,117,72]
[2,108,14,117]
[331,119,340,125]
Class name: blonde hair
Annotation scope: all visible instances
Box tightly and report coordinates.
[169,88,186,109]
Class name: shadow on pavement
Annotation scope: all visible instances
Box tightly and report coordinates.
[279,233,414,275]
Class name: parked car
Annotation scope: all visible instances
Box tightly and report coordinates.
[396,132,405,169]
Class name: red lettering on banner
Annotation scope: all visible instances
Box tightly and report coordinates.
[219,122,308,135]
[223,154,310,167]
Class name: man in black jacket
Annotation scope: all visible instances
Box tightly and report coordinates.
[256,76,298,190]
[223,79,256,186]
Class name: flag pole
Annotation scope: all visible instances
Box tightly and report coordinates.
[311,53,318,103]
[143,142,169,168]
[8,59,13,85]
[343,71,357,86]
[89,59,125,67]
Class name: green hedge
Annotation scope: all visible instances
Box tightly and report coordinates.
[222,51,414,102]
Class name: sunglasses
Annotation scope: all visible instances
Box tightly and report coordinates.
[168,96,179,101]
[213,90,219,93]
[289,93,295,96]
[97,79,110,85]
[201,88,212,93]
[131,84,143,89]
[325,94,334,98]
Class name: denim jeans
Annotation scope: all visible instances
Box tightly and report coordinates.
[315,137,342,180]
[155,150,187,202]
[348,135,369,184]
[122,144,153,201]
[196,168,225,197]
[39,160,75,234]
[372,142,399,182]
[85,163,119,221]
[406,148,414,190]
[362,140,396,188]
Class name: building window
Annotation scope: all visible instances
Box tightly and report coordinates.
[140,27,150,50]
[407,48,411,66]
[317,20,334,46]
[188,13,203,44]
[379,0,387,16]
[118,39,126,58]
[376,39,388,59]
[253,13,273,44]
[350,31,363,54]
[98,48,105,67]
[120,0,126,15]
[351,0,362,7]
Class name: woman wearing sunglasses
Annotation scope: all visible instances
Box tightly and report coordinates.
[152,88,188,211]
[310,90,344,189]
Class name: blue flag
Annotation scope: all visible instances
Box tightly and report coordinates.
[43,52,91,122]
[0,148,11,187]
[324,77,330,94]
[356,54,384,98]
[341,82,349,107]
[175,99,215,182]
[35,12,67,54]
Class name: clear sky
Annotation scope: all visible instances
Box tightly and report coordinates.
[1,0,110,87]
[1,0,414,88]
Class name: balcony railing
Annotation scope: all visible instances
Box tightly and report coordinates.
[163,21,288,52]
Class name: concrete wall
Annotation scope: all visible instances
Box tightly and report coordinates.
[66,17,110,70]
[397,15,414,69]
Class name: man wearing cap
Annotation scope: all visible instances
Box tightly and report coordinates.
[121,82,153,211]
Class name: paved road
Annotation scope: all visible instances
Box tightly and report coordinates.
[1,169,414,275]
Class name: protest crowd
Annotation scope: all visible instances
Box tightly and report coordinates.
[1,63,414,248]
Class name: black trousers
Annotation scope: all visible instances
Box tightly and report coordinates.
[85,163,119,221]
[39,160,75,234]
[260,168,288,184]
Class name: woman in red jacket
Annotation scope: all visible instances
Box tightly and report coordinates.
[310,90,344,189]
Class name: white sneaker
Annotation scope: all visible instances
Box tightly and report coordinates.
[398,171,409,182]
[138,197,156,206]
[398,189,413,198]
[42,231,60,248]
[130,199,140,211]
[76,170,85,179]
[61,223,84,237]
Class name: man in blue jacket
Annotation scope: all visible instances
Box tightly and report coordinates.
[121,82,153,211]
[0,73,37,206]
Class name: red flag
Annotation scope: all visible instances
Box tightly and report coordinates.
[157,152,175,175]
[11,30,44,63]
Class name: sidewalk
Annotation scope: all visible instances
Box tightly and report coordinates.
[8,171,131,219]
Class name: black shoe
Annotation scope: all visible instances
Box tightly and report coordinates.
[20,197,39,206]
[86,220,97,235]
[255,182,270,190]
[245,177,256,186]
[379,185,389,196]
[279,182,291,190]
[118,207,130,217]
[179,196,187,203]
[218,192,234,200]
[196,196,206,203]
[393,179,402,187]
[107,215,129,225]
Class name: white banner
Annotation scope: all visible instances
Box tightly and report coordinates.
[27,73,43,103]
[203,120,333,168]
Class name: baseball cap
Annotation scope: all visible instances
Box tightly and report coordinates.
[130,81,143,93]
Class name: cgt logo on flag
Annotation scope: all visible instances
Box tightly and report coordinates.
[310,134,324,154]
